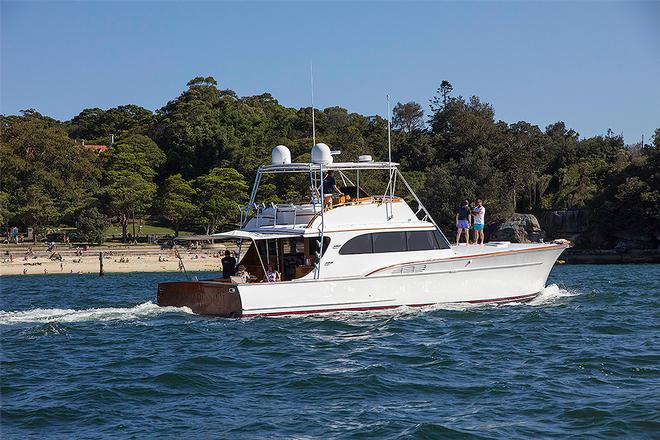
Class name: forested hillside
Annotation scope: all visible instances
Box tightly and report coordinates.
[1,77,658,249]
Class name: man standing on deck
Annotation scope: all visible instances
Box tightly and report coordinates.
[472,199,486,245]
[322,170,343,206]
[221,250,237,278]
[455,200,472,245]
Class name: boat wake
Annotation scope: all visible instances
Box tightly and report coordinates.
[0,301,192,325]
[294,284,580,321]
[528,284,580,306]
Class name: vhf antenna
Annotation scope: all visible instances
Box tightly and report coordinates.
[387,94,392,165]
[311,61,316,145]
[386,94,395,219]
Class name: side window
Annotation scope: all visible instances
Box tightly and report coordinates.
[308,237,331,255]
[339,234,373,255]
[433,230,451,249]
[407,230,437,251]
[372,232,407,253]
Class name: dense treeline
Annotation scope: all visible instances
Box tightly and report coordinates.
[1,76,658,248]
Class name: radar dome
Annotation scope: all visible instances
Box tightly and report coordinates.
[311,143,333,164]
[271,145,291,165]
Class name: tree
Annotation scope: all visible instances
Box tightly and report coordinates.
[67,105,155,140]
[157,174,197,236]
[428,95,504,165]
[105,134,166,180]
[11,185,59,234]
[103,171,156,241]
[75,207,110,244]
[193,168,248,234]
[429,80,454,113]
[0,112,100,229]
[153,77,239,179]
[392,102,425,134]
[0,191,9,227]
[420,164,477,233]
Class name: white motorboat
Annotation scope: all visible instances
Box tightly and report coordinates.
[157,143,568,317]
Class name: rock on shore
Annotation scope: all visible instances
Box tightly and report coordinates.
[491,213,545,243]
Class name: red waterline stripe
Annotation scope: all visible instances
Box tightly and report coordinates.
[241,293,539,317]
[467,293,539,304]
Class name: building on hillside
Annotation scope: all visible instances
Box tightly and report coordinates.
[81,142,109,153]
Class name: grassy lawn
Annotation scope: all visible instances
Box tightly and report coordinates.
[104,224,194,237]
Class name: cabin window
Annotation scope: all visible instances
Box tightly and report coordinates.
[372,232,407,253]
[433,230,451,249]
[339,229,450,255]
[406,230,437,251]
[307,237,331,256]
[338,234,373,255]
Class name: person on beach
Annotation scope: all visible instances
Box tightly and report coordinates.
[264,264,281,282]
[455,200,472,245]
[221,250,237,278]
[472,199,486,245]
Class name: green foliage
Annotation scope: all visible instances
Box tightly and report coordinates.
[103,171,157,240]
[157,174,197,235]
[0,112,100,229]
[193,167,248,234]
[66,105,155,140]
[11,185,59,233]
[420,165,477,231]
[1,76,657,248]
[104,134,166,180]
[393,102,424,134]
[75,207,110,244]
[0,191,9,226]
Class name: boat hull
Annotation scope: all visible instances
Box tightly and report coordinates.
[156,244,566,317]
[157,281,242,317]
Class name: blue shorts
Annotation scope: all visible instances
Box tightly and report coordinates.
[474,223,484,231]
[457,220,470,229]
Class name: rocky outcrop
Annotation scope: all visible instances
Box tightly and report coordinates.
[491,213,545,243]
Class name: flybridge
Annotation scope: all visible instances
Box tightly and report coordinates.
[259,161,399,173]
[240,143,445,250]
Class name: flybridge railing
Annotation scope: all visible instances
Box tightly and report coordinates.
[240,203,321,230]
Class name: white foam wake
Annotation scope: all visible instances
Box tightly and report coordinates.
[0,301,193,325]
[528,284,580,306]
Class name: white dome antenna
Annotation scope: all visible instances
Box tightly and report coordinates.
[271,145,291,165]
[311,143,333,164]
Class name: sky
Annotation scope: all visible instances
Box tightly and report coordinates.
[2,1,659,143]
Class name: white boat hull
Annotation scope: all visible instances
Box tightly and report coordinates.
[237,244,566,317]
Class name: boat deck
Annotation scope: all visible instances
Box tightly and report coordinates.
[450,242,566,259]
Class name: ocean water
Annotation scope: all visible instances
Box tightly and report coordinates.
[1,265,659,439]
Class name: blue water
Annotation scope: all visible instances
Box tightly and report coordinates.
[1,265,659,439]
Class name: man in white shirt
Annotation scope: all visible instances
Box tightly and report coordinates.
[472,199,486,245]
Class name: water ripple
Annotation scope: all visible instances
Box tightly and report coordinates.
[1,266,659,438]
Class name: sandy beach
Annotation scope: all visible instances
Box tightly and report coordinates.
[0,245,225,276]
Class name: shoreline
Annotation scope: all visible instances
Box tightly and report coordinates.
[0,245,226,276]
[2,244,657,277]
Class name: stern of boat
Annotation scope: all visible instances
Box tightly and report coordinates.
[157,280,243,317]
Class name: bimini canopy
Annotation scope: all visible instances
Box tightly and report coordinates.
[211,230,302,241]
[174,230,303,242]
